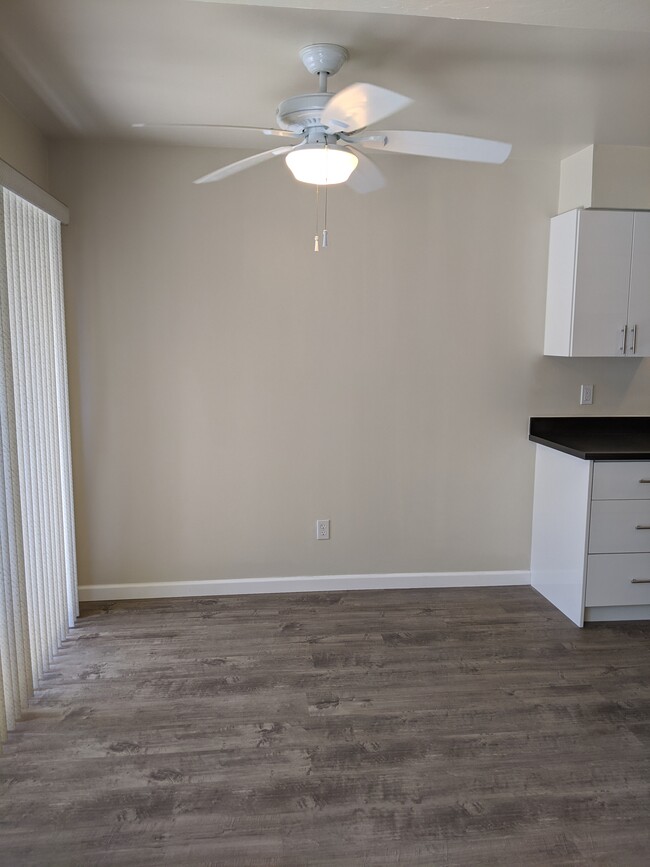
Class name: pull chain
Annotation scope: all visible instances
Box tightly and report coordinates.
[313,183,331,252]
[322,184,329,248]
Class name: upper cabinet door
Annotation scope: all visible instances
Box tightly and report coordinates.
[544,209,634,357]
[628,212,650,358]
[571,210,633,357]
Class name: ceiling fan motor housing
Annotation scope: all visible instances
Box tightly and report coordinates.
[276,92,332,132]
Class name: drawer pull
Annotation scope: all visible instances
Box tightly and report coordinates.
[635,525,650,530]
[639,479,650,484]
[631,578,650,584]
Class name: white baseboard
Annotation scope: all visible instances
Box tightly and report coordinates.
[77,570,531,602]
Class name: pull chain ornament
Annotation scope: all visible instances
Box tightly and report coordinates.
[313,184,330,251]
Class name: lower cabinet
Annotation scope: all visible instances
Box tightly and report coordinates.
[531,447,650,625]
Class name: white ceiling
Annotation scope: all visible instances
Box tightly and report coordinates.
[1,0,650,161]
[195,0,650,33]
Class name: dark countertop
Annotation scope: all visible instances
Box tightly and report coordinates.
[529,417,650,460]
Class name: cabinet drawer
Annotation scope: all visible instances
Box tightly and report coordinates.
[592,461,650,500]
[586,554,650,606]
[589,500,650,553]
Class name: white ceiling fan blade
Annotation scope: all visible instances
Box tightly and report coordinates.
[133,123,298,138]
[344,148,385,194]
[361,131,512,164]
[193,146,294,184]
[321,83,412,134]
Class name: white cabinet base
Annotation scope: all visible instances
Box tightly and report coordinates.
[531,445,650,626]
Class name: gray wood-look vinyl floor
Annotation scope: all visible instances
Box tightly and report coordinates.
[1,587,649,866]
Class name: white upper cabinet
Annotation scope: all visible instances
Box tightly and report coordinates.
[544,209,650,357]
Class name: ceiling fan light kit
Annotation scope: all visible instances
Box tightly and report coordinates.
[285,143,358,185]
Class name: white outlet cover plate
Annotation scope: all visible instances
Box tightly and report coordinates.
[316,519,330,540]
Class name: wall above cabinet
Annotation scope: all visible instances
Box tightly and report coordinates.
[544,208,650,357]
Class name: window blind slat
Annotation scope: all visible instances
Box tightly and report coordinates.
[49,220,78,624]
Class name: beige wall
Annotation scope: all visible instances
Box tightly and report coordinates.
[558,144,650,212]
[0,94,49,188]
[557,145,593,213]
[591,145,650,210]
[48,141,650,588]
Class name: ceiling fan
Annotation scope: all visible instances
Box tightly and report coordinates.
[135,43,512,193]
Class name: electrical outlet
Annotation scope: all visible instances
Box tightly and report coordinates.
[316,519,330,540]
[580,384,594,405]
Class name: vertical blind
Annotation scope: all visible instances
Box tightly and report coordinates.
[0,187,77,744]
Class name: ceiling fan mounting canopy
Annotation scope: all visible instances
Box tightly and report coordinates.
[299,44,349,77]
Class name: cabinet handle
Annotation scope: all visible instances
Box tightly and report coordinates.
[639,479,650,484]
[635,525,650,530]
[628,324,637,355]
[631,578,650,584]
[619,325,627,355]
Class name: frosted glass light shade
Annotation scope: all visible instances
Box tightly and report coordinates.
[285,144,358,185]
